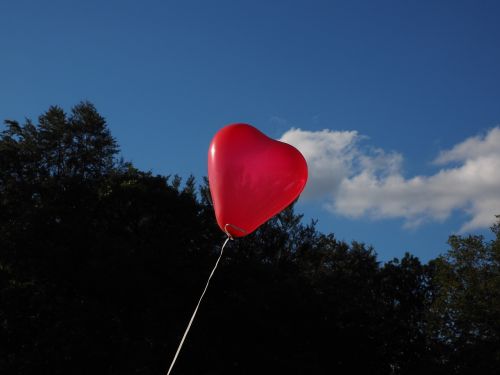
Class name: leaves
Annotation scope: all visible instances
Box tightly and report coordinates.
[1,102,499,374]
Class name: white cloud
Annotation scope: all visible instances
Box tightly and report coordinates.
[434,127,500,165]
[280,128,360,198]
[280,127,500,232]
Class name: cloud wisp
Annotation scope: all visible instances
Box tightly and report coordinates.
[280,127,500,231]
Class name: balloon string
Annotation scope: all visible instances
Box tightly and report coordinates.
[166,236,231,375]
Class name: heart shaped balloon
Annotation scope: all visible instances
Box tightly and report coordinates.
[208,123,308,238]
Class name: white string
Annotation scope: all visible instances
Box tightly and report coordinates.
[166,236,231,375]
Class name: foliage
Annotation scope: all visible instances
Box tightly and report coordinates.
[0,103,498,374]
[427,218,500,374]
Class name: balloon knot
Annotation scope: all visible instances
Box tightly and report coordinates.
[224,224,247,240]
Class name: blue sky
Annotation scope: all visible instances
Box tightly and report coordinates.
[2,0,500,262]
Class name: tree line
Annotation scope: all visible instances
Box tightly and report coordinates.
[1,102,499,374]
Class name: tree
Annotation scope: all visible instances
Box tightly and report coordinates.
[2,102,498,374]
[428,217,500,374]
[379,253,435,374]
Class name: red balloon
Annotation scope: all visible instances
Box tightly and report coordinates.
[208,123,308,238]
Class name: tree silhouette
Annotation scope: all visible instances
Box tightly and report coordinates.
[1,102,499,374]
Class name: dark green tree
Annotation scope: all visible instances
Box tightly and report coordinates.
[428,218,500,374]
[2,102,498,375]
